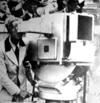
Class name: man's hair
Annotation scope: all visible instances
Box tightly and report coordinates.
[5,16,22,33]
[5,16,16,33]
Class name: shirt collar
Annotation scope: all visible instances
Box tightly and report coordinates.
[9,37,17,51]
[5,37,26,52]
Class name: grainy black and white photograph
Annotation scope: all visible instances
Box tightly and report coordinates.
[0,0,100,103]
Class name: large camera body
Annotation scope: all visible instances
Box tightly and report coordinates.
[19,12,95,64]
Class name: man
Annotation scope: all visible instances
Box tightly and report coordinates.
[0,17,32,102]
[36,0,58,16]
[0,0,11,21]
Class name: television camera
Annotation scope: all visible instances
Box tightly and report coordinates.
[0,12,95,103]
[17,12,95,103]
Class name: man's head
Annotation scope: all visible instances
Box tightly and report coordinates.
[0,0,10,13]
[5,16,24,44]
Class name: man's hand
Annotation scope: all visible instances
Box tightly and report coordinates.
[19,90,32,99]
[12,90,32,102]
[23,60,32,69]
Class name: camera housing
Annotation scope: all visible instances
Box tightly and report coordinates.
[18,12,95,64]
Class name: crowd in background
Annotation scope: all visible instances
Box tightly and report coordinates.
[0,0,85,22]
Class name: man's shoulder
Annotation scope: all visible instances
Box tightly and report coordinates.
[0,35,8,42]
[0,36,8,50]
[0,12,4,18]
[0,12,7,21]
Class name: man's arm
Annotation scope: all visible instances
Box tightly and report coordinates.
[0,47,32,101]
